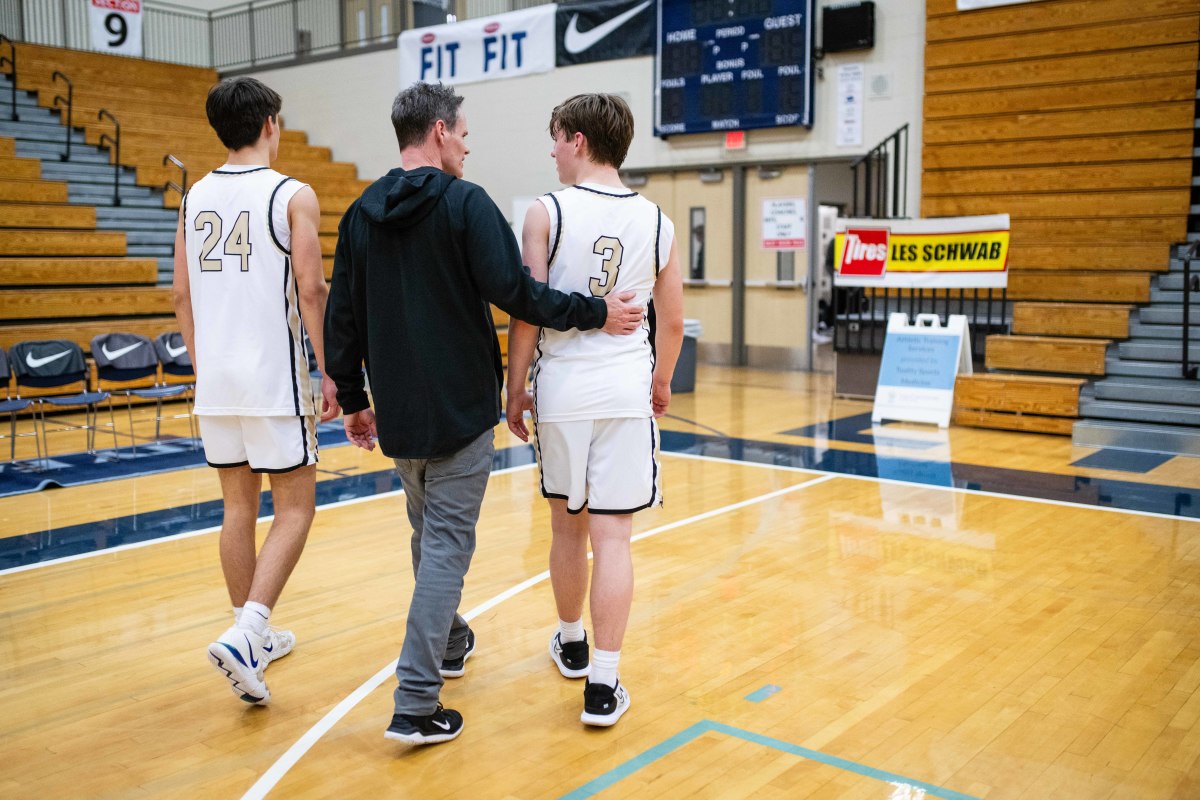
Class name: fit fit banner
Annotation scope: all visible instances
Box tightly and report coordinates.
[88,0,143,57]
[833,214,1010,289]
[556,0,655,66]
[399,5,556,87]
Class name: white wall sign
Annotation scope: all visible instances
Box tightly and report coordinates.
[873,313,973,428]
[836,63,863,147]
[957,0,1039,8]
[89,0,142,57]
[399,5,556,87]
[762,197,807,250]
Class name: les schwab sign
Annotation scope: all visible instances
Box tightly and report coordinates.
[834,214,1010,289]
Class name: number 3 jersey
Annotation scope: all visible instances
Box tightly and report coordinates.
[183,165,315,416]
[532,183,675,422]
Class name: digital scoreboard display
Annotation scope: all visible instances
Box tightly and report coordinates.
[655,0,813,137]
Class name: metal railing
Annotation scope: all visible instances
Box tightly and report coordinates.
[851,124,907,219]
[0,33,16,120]
[51,68,70,160]
[163,153,186,197]
[97,108,120,206]
[834,123,1007,361]
[1184,241,1198,380]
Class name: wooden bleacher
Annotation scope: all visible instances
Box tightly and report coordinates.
[926,0,1199,433]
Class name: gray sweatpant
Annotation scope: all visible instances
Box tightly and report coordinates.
[392,428,494,715]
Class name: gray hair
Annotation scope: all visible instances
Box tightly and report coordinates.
[391,82,464,150]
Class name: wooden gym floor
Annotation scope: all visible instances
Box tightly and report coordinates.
[1,365,1198,798]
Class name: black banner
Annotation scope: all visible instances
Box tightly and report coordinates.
[555,0,655,66]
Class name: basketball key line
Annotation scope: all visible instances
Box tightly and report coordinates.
[240,474,836,800]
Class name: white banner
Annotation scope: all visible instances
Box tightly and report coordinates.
[956,0,1039,9]
[399,5,557,87]
[89,0,143,57]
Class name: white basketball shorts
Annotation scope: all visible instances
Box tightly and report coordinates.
[533,417,661,515]
[199,414,319,473]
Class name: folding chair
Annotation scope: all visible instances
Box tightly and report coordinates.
[0,347,43,467]
[154,332,199,448]
[9,339,118,459]
[92,332,194,454]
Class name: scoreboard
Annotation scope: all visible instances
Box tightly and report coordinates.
[655,0,814,137]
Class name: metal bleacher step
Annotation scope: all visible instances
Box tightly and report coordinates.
[1140,306,1200,325]
[125,243,173,257]
[39,164,140,187]
[1117,339,1200,362]
[1105,356,1193,379]
[1073,418,1200,456]
[1157,272,1199,291]
[14,140,111,164]
[1150,288,1200,305]
[1167,257,1197,271]
[1093,376,1200,406]
[0,119,87,143]
[124,230,175,246]
[1080,398,1200,427]
[67,191,163,208]
[1129,321,1198,339]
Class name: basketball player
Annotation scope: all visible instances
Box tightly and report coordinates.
[173,77,339,706]
[323,82,644,746]
[505,94,684,726]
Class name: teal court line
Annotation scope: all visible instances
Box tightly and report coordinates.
[559,720,982,800]
[744,684,782,702]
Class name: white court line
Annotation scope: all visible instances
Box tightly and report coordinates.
[667,450,1200,523]
[239,473,836,800]
[0,463,537,578]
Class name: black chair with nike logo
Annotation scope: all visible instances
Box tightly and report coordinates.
[0,347,43,467]
[10,339,118,460]
[93,333,195,454]
[153,332,199,448]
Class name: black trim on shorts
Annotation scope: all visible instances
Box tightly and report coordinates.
[207,459,250,469]
[589,500,655,515]
[250,458,313,475]
[544,192,562,267]
[298,414,310,468]
[590,417,658,515]
[267,176,296,254]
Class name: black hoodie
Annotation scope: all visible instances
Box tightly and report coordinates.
[324,166,607,458]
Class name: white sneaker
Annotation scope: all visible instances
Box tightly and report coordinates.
[263,627,295,666]
[206,625,271,705]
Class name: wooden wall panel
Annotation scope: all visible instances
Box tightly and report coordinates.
[924,103,1193,145]
[924,76,1194,120]
[923,133,1193,170]
[928,0,1196,40]
[923,161,1192,196]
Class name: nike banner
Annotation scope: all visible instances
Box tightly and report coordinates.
[556,0,655,67]
[399,5,556,87]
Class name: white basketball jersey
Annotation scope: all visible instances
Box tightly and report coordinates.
[532,183,675,422]
[183,165,315,416]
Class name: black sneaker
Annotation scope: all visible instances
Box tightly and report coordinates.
[440,628,475,678]
[581,679,630,727]
[384,704,464,745]
[549,631,590,678]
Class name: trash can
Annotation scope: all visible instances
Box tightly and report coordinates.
[671,319,702,393]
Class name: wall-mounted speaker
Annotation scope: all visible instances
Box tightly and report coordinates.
[822,1,875,53]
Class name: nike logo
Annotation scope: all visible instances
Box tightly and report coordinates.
[25,350,70,368]
[165,342,188,358]
[245,635,260,669]
[431,719,452,731]
[564,1,651,55]
[100,341,143,360]
[262,643,274,653]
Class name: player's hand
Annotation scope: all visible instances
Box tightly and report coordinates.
[651,377,671,418]
[344,408,377,451]
[506,389,534,442]
[601,291,643,336]
[319,375,340,422]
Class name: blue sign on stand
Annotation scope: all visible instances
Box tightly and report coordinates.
[873,313,972,428]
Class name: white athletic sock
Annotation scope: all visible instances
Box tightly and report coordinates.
[238,601,271,636]
[591,648,620,688]
[233,606,243,624]
[559,618,585,644]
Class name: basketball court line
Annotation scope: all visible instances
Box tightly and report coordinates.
[239,473,837,800]
[560,719,982,800]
